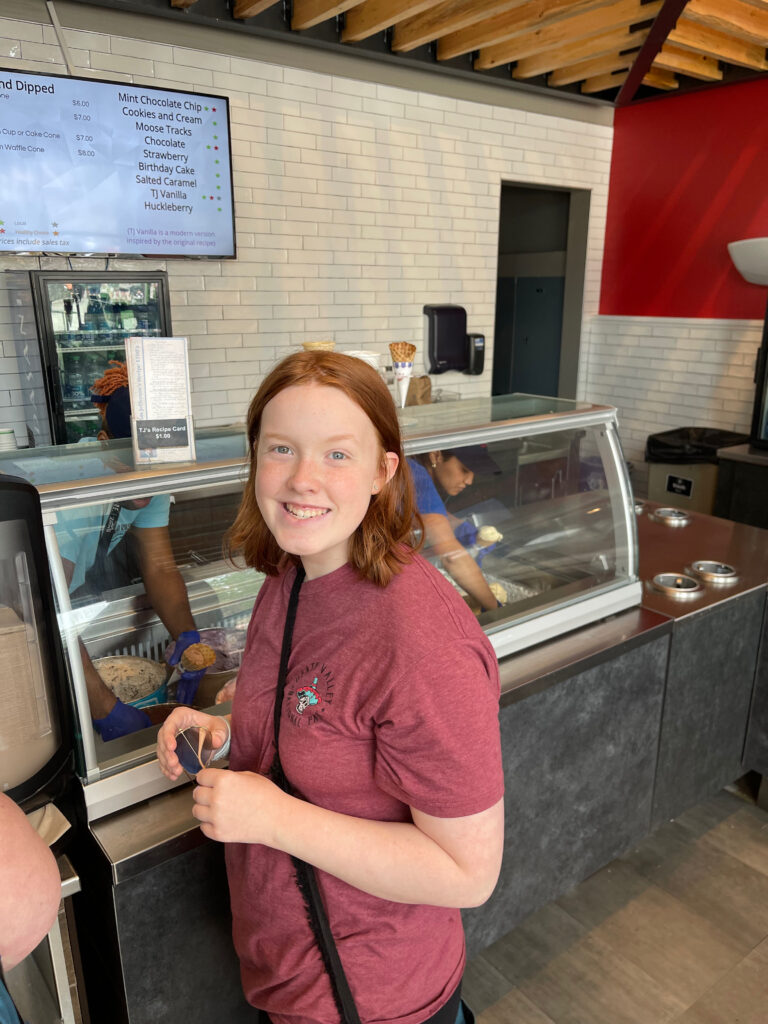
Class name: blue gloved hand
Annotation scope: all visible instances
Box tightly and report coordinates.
[454,520,478,547]
[175,668,206,706]
[475,542,498,568]
[93,699,151,741]
[168,630,206,706]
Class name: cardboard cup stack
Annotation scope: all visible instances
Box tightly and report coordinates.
[389,343,416,408]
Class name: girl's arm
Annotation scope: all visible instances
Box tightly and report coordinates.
[191,772,504,908]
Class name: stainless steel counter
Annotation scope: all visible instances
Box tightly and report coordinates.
[636,500,768,619]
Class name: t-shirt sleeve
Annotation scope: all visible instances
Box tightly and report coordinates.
[407,459,447,518]
[131,494,171,529]
[373,640,504,818]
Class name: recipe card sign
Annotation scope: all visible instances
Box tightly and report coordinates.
[124,336,196,465]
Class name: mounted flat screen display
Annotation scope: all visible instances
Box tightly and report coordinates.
[0,70,235,258]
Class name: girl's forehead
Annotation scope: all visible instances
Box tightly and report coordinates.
[265,382,373,425]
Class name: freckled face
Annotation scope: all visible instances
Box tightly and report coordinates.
[255,384,398,580]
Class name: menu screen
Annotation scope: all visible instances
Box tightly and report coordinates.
[0,71,235,257]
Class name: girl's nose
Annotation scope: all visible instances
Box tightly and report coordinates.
[465,469,474,486]
[289,456,319,490]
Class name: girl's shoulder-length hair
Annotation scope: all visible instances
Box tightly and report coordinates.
[226,350,423,587]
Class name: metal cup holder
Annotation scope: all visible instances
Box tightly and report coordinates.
[689,560,739,584]
[650,507,691,527]
[651,572,702,598]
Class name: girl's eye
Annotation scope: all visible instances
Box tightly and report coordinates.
[329,451,347,461]
[273,445,292,455]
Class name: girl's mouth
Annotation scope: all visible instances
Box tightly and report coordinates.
[284,503,329,520]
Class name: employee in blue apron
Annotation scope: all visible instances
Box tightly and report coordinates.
[408,447,501,613]
[56,362,207,741]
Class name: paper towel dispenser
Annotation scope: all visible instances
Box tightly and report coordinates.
[423,305,485,375]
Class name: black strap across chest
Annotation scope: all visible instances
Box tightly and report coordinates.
[270,565,362,1024]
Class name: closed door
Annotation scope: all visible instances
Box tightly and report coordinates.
[510,276,564,397]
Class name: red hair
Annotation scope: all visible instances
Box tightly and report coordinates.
[227,351,422,586]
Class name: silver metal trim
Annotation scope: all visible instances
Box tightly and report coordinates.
[489,580,642,659]
[43,522,100,782]
[403,407,618,455]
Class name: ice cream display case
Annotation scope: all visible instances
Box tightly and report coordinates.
[0,395,639,818]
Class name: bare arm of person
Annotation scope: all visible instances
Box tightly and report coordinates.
[0,795,61,970]
[133,526,196,640]
[61,557,118,718]
[191,771,504,909]
[421,512,498,612]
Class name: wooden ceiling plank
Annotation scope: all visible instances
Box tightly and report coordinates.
[291,0,361,31]
[436,0,622,62]
[475,0,662,70]
[513,26,646,78]
[684,0,768,45]
[342,0,444,42]
[670,17,768,69]
[581,69,629,93]
[654,43,724,77]
[615,0,689,106]
[548,49,639,86]
[392,0,530,54]
[232,0,280,16]
[643,66,680,87]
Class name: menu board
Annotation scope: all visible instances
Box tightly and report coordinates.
[0,71,235,257]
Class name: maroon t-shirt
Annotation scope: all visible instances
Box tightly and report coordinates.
[226,554,504,1024]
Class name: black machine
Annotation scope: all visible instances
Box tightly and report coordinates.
[423,304,485,375]
[750,315,768,449]
[0,474,75,811]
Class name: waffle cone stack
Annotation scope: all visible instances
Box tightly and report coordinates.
[389,342,416,363]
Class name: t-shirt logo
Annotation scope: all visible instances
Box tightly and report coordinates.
[287,661,334,728]
[296,681,321,715]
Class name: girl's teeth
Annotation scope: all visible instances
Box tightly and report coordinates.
[287,504,326,519]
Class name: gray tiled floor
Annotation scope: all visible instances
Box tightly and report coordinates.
[464,789,768,1024]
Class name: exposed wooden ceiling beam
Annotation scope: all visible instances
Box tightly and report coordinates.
[392,0,529,54]
[342,0,443,42]
[475,0,662,70]
[548,49,639,85]
[437,0,619,63]
[669,17,768,69]
[643,66,680,86]
[684,0,768,44]
[232,0,280,16]
[291,0,360,31]
[615,0,690,106]
[581,69,629,92]
[654,42,723,77]
[513,26,646,78]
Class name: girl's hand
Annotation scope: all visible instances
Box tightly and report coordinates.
[191,769,287,846]
[156,708,229,780]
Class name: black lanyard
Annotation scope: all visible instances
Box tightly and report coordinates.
[269,565,362,1024]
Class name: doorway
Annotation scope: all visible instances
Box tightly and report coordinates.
[492,183,590,399]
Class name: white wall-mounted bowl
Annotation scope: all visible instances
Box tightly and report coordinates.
[727,238,768,285]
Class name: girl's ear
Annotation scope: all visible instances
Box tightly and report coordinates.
[428,450,441,465]
[374,452,399,493]
[97,429,109,441]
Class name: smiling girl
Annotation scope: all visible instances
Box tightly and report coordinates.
[157,351,504,1024]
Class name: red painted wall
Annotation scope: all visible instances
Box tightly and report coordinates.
[600,77,768,319]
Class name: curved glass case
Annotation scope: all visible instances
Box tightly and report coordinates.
[0,395,639,818]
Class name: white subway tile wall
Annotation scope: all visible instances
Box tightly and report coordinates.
[0,13,614,444]
[583,316,762,494]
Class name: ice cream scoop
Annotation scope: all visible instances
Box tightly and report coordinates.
[478,525,503,544]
